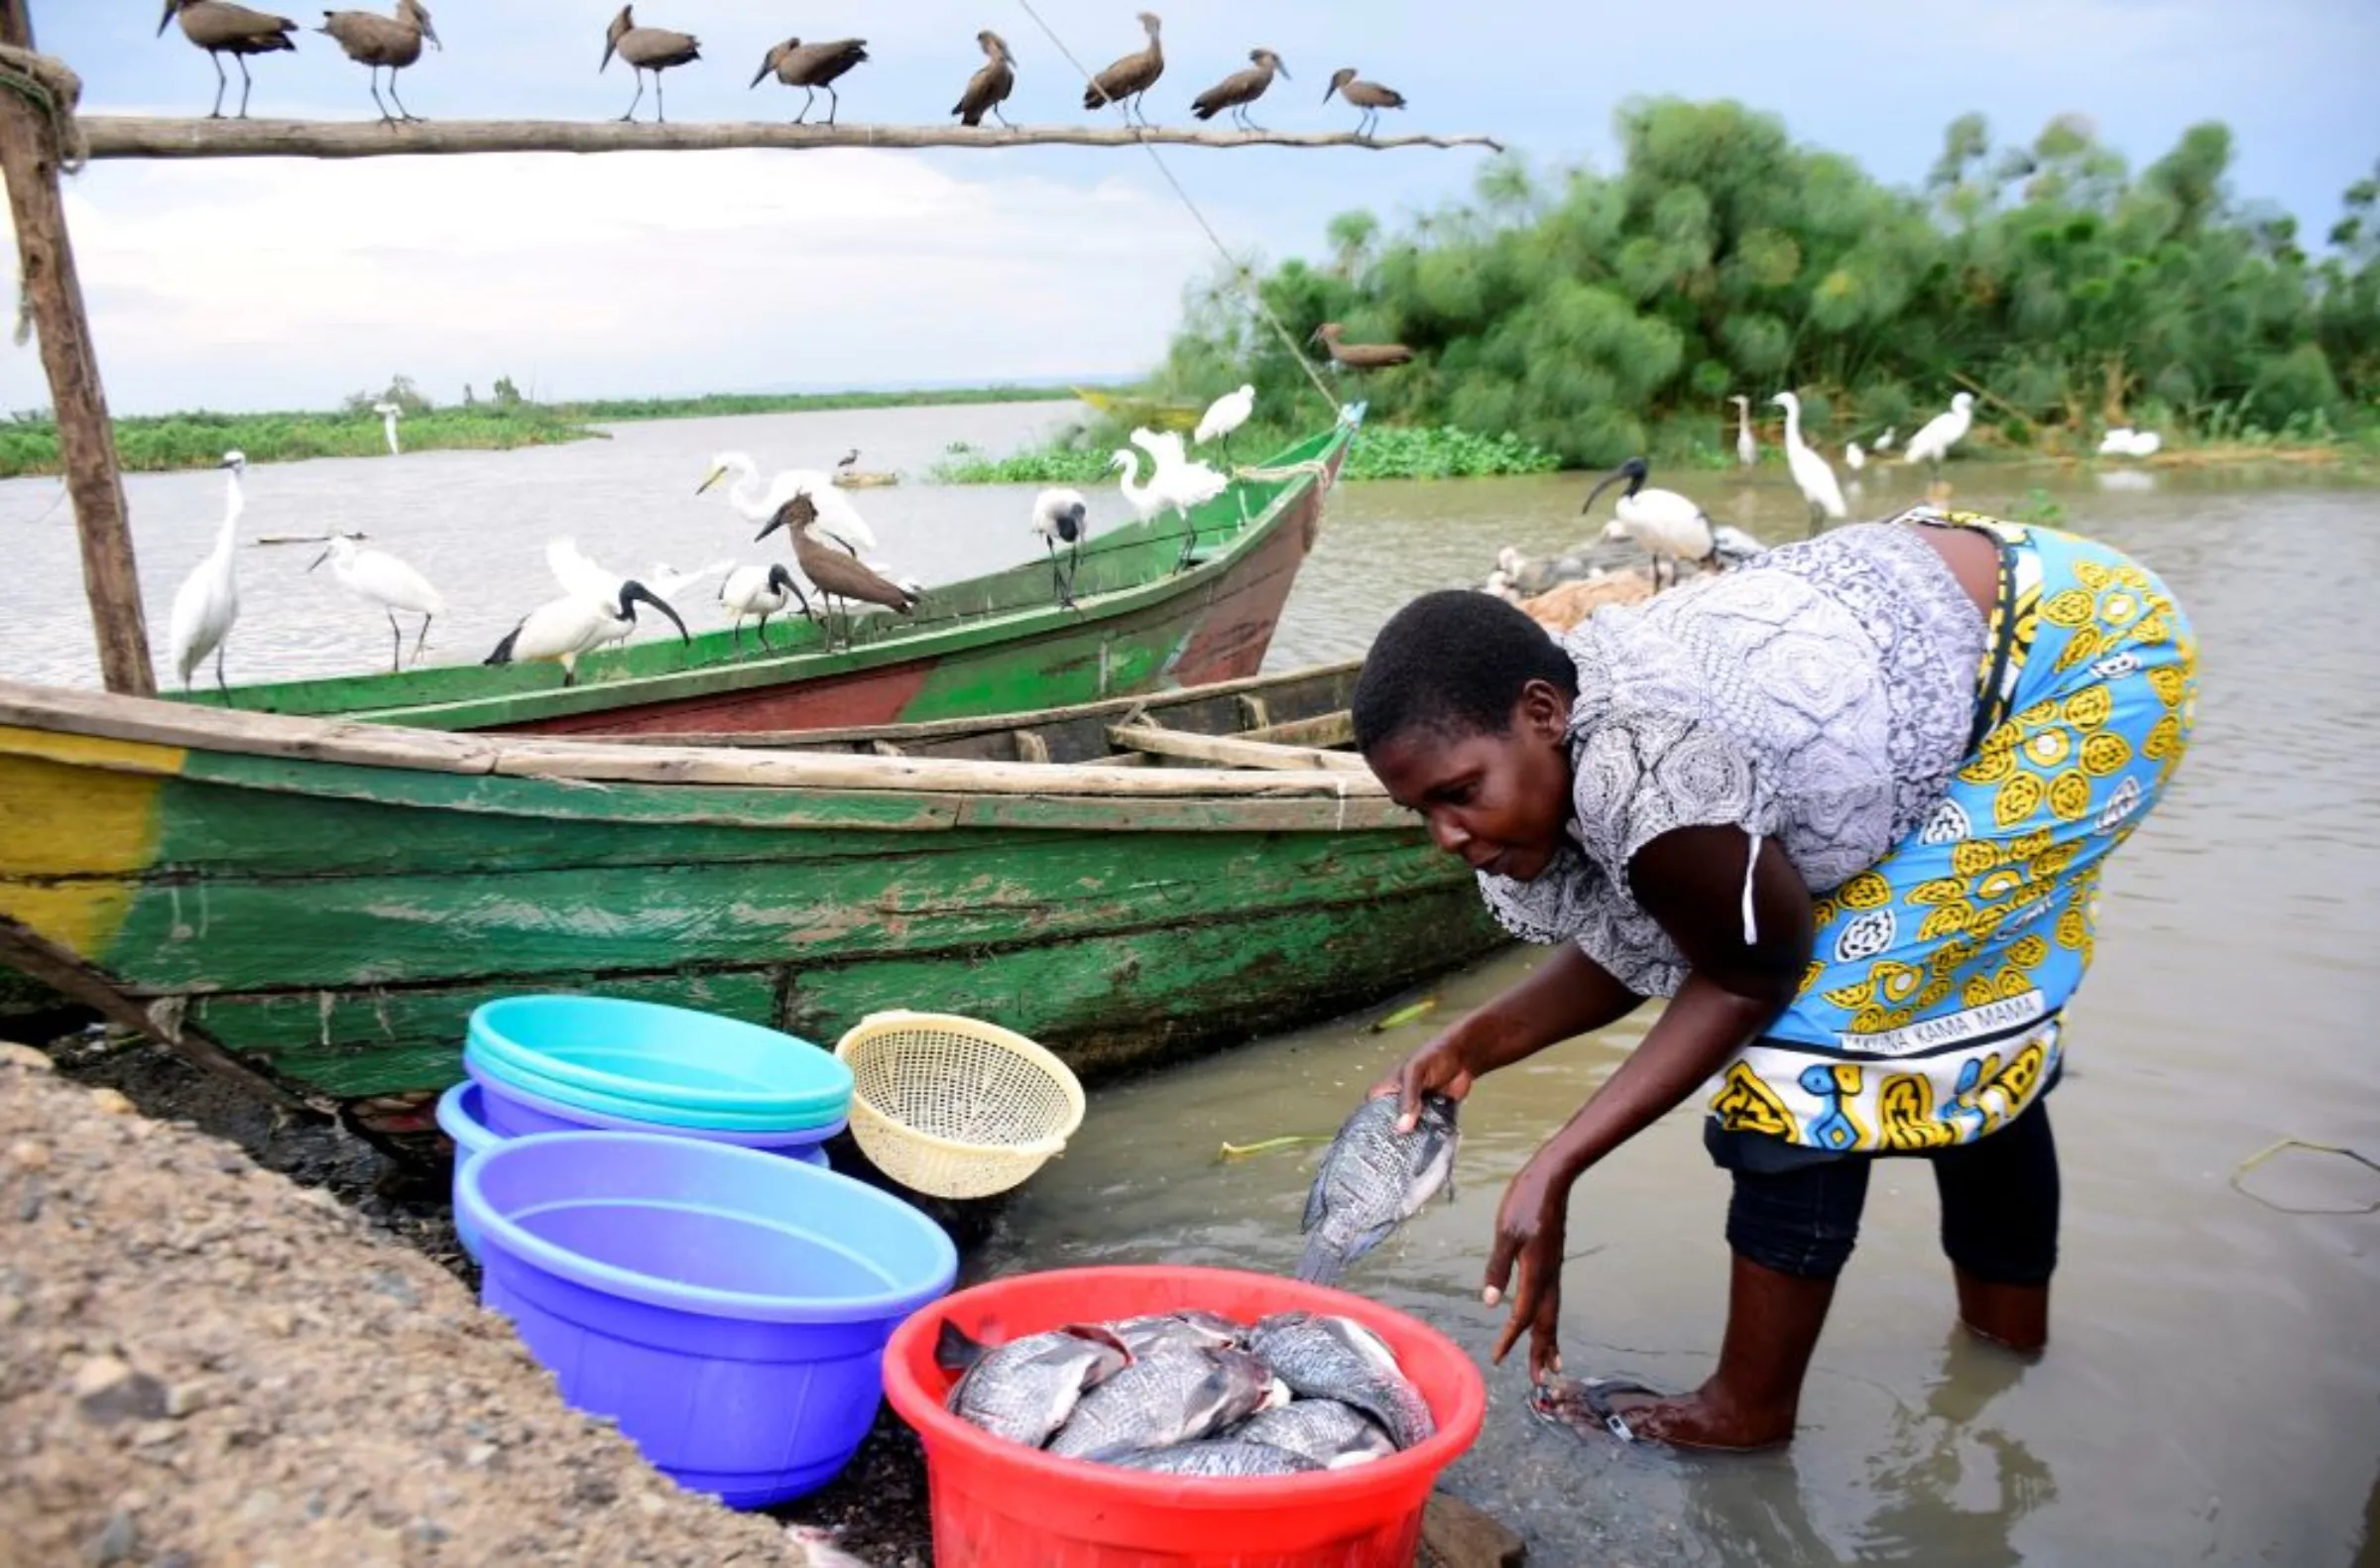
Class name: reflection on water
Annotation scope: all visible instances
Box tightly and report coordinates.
[4,424,2375,1562]
[984,460,2380,1566]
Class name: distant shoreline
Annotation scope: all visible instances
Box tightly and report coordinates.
[0,384,1089,480]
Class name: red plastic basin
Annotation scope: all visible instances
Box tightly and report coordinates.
[884,1266,1488,1568]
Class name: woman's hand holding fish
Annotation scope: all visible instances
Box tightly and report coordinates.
[1368,1028,1478,1133]
[1483,1144,1572,1384]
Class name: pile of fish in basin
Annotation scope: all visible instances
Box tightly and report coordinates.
[938,1092,1464,1477]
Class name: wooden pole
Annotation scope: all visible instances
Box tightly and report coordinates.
[80,116,1505,161]
[0,9,155,695]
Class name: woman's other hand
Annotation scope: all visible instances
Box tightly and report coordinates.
[1484,1146,1573,1383]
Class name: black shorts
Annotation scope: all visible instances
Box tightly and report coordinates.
[1724,1100,2061,1284]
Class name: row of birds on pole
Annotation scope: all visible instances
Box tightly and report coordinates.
[156,1,1408,135]
[159,381,1267,695]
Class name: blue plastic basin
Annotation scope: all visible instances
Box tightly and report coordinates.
[467,1042,844,1134]
[435,1081,500,1262]
[459,1132,954,1508]
[466,1057,840,1159]
[467,996,852,1123]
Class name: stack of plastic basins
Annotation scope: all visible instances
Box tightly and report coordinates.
[446,996,854,1260]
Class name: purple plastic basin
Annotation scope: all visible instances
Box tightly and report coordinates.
[461,1133,955,1507]
[467,1056,839,1163]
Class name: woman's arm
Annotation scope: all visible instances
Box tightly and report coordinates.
[1482,824,1815,1378]
[1375,942,1643,1128]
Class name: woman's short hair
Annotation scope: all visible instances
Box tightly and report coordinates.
[1352,590,1578,752]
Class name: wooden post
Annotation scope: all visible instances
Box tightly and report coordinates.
[0,1,155,695]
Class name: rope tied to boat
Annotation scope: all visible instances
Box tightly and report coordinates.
[0,44,87,348]
[1009,0,1345,422]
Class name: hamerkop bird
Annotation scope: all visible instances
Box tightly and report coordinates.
[318,0,439,125]
[952,30,1016,129]
[1323,67,1405,140]
[755,493,917,653]
[1311,322,1413,370]
[602,6,700,124]
[1083,12,1163,122]
[751,37,870,127]
[158,1,298,120]
[1191,50,1288,133]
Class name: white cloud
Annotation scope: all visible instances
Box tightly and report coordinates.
[4,148,1217,413]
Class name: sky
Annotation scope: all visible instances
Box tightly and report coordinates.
[6,0,2376,415]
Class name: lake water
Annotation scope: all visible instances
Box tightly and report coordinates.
[5,407,2376,1564]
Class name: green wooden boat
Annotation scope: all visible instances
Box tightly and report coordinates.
[168,418,1358,737]
[0,661,1505,1140]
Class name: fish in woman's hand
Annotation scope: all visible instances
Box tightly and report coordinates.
[1296,1092,1460,1284]
[1044,1346,1288,1461]
[937,1321,1131,1448]
[1231,1396,1398,1467]
[1248,1311,1436,1450]
[1114,1438,1324,1477]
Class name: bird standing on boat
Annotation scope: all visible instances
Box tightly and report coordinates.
[755,493,917,653]
[602,5,699,124]
[1191,50,1288,133]
[485,575,689,686]
[318,0,438,124]
[1310,322,1413,370]
[1771,392,1848,536]
[1083,12,1163,123]
[1194,383,1254,462]
[752,36,869,126]
[953,30,1016,128]
[1128,426,1228,569]
[1903,393,1975,486]
[371,400,402,456]
[1580,455,1726,591]
[718,562,815,653]
[308,532,443,671]
[697,452,877,557]
[169,451,248,697]
[1322,68,1403,140]
[1730,394,1757,467]
[1031,487,1091,608]
[158,0,298,120]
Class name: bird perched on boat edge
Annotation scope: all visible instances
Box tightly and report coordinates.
[1031,487,1091,609]
[309,531,444,671]
[169,451,250,698]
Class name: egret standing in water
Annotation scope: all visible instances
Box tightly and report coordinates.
[309,532,444,670]
[1580,456,1724,590]
[1903,393,1976,487]
[371,400,403,456]
[1195,384,1254,464]
[1031,487,1091,608]
[1874,426,1897,453]
[717,562,814,652]
[1771,391,1847,536]
[1730,395,1757,468]
[168,451,249,697]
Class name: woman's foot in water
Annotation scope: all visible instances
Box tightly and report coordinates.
[1532,1376,1797,1452]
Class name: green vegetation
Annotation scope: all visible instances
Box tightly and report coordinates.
[0,377,1087,479]
[1139,101,2380,468]
[933,423,1561,484]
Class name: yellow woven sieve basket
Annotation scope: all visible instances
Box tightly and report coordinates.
[832,1011,1086,1200]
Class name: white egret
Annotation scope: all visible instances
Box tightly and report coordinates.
[168,450,248,697]
[1730,395,1757,467]
[1844,439,1866,471]
[371,400,402,457]
[1903,393,1976,483]
[717,561,814,652]
[1031,487,1091,607]
[697,451,877,555]
[1110,447,1163,529]
[2098,426,2162,459]
[308,532,444,671]
[1194,384,1254,462]
[1771,392,1848,536]
[485,577,689,685]
[1580,456,1723,590]
[1129,425,1229,568]
[644,558,731,604]
[1874,426,1897,452]
[2125,428,2162,457]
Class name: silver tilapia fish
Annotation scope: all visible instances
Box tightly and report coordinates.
[1045,1346,1288,1461]
[1248,1312,1435,1450]
[1231,1397,1397,1468]
[1296,1092,1459,1284]
[938,1321,1131,1448]
[1110,1309,1247,1358]
[1113,1438,1323,1478]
